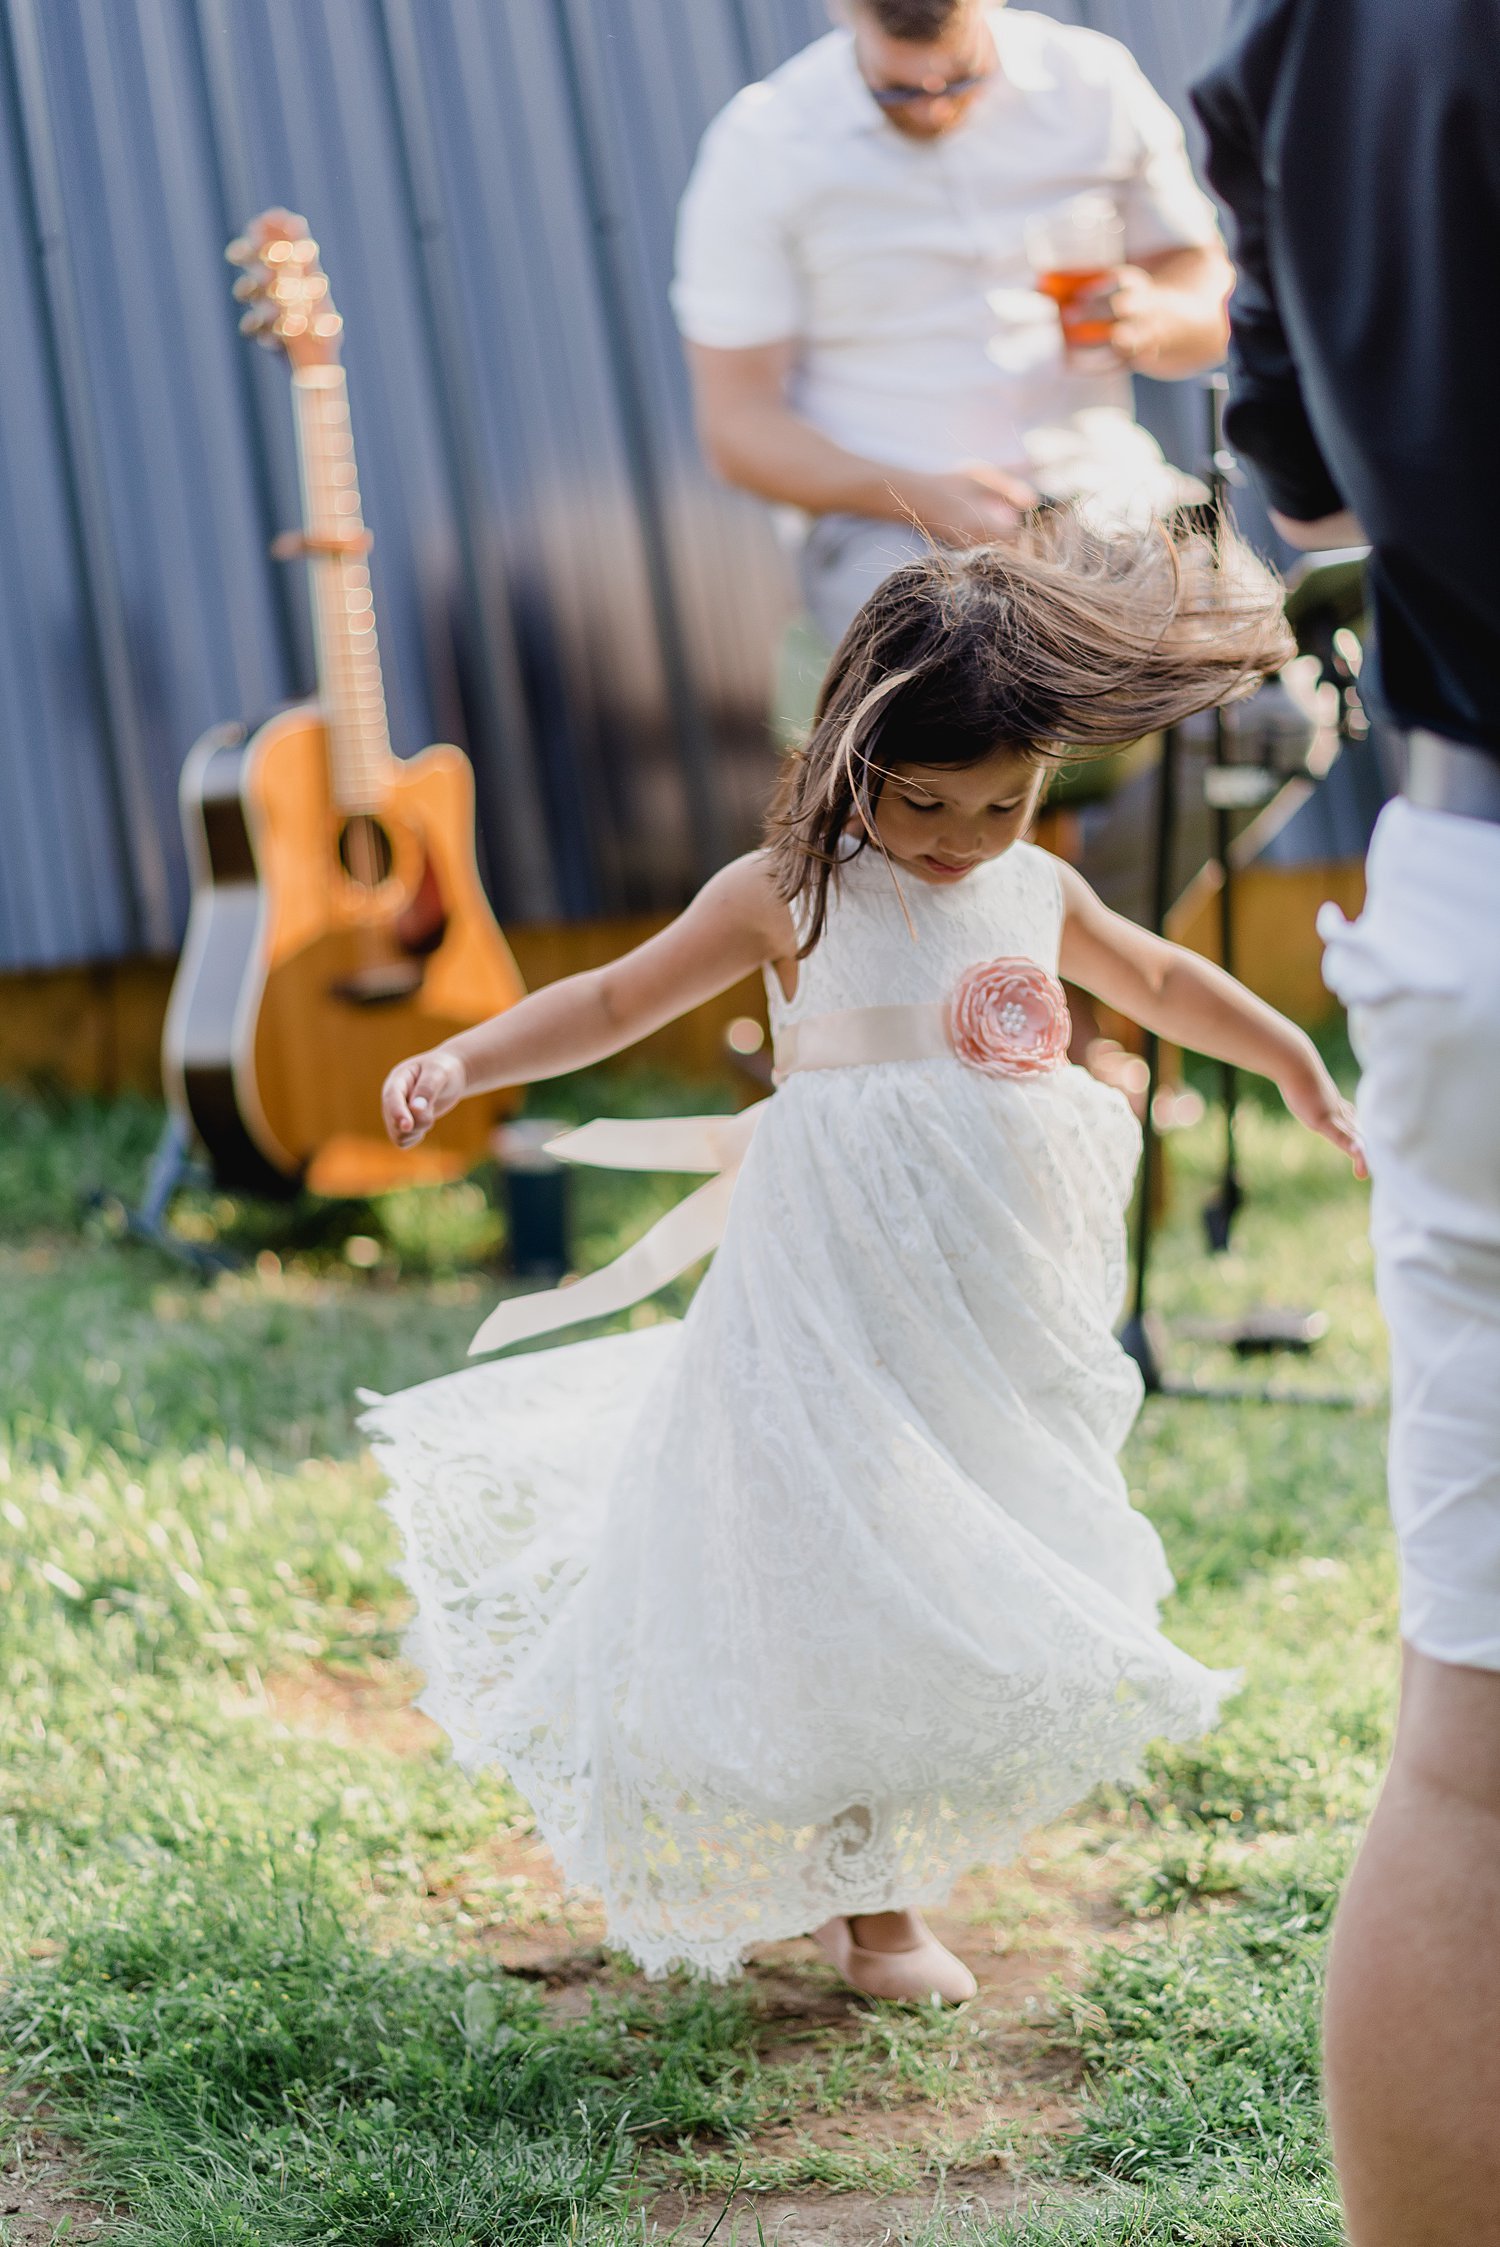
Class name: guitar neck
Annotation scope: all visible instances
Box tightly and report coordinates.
[290,365,393,814]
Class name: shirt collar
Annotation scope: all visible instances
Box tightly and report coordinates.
[829,7,1056,138]
[988,10,1059,95]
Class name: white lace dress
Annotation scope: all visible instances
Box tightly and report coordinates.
[362,841,1233,1979]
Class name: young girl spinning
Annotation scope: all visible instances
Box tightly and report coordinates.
[364,512,1362,2002]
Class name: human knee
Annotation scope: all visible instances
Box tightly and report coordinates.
[1388,1645,1500,1816]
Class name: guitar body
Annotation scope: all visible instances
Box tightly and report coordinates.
[165,704,525,1198]
[167,210,532,1200]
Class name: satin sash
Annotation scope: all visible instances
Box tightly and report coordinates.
[468,1107,764,1356]
[772,1001,949,1075]
[467,999,956,1358]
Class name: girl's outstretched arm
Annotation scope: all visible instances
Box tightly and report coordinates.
[383,854,796,1148]
[1056,861,1366,1176]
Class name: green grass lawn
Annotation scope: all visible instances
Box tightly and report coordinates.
[0,1060,1391,2246]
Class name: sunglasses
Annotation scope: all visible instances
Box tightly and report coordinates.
[867,69,992,109]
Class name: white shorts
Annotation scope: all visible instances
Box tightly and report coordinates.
[1320,798,1500,1669]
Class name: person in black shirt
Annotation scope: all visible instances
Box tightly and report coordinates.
[1194,7,1500,2244]
[1193,0,1500,759]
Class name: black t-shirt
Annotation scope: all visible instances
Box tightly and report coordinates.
[1192,0,1500,756]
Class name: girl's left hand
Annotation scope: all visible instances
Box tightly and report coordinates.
[382,1048,467,1149]
[1280,1066,1368,1180]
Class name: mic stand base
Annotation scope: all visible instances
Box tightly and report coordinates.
[1119,1310,1375,1410]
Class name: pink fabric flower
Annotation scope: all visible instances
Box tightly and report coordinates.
[946,957,1072,1080]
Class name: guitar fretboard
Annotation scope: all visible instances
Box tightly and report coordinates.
[291,365,393,814]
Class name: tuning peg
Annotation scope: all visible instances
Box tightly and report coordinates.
[292,235,319,264]
[225,235,252,266]
[231,273,260,301]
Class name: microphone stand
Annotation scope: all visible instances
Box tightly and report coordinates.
[1117,378,1369,1409]
[1200,375,1246,1256]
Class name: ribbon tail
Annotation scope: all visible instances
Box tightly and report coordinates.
[546,1108,762,1173]
[468,1167,739,1357]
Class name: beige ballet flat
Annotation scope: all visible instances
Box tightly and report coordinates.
[812,1913,978,2005]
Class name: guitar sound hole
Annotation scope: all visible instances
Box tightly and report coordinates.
[338,815,394,889]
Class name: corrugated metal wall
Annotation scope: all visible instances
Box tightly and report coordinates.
[0,0,1227,974]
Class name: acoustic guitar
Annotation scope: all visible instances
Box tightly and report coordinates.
[163,209,525,1200]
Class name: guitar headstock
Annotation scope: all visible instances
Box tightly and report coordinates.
[226,209,343,369]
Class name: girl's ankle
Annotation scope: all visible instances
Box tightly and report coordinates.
[849,1908,925,1952]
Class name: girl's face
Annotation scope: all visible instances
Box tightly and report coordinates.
[870,747,1045,885]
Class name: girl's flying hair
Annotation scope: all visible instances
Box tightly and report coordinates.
[767,505,1295,954]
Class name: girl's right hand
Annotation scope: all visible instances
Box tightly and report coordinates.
[382,1049,467,1148]
[1279,1059,1368,1180]
[898,463,1039,547]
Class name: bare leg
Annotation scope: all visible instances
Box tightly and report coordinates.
[1324,1646,1500,2246]
[1314,807,1500,2240]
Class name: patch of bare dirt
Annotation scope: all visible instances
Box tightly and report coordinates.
[648,2173,1057,2245]
[0,2095,113,2247]
[1,1667,1121,2246]
[256,1660,445,1758]
[250,1665,1121,2233]
[461,1826,612,1985]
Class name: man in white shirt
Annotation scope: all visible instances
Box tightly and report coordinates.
[673,0,1233,645]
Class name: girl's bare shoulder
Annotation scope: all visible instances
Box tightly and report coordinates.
[1052,855,1104,917]
[695,850,796,948]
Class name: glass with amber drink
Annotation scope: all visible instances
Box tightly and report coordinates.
[1025,195,1126,369]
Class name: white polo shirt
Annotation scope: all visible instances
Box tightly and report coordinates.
[672,8,1222,509]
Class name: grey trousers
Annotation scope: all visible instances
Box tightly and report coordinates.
[796,513,935,651]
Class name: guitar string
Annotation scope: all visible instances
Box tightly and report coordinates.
[323,383,386,814]
[299,373,387,956]
[302,373,389,823]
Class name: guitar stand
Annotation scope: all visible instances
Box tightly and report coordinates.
[91,1111,240,1275]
